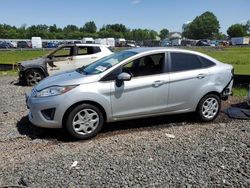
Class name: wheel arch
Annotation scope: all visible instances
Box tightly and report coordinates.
[24,67,47,77]
[62,100,107,128]
[196,91,221,111]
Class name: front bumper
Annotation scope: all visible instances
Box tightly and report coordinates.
[19,70,26,84]
[26,93,67,128]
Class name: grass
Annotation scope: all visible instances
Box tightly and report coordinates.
[0,50,51,65]
[232,86,249,97]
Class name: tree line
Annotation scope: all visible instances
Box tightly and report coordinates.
[0,21,161,41]
[0,12,249,40]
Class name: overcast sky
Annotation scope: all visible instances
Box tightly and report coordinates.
[0,0,249,33]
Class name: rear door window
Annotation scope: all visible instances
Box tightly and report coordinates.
[170,53,202,72]
[199,56,216,68]
[77,46,101,55]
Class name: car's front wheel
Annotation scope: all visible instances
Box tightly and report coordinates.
[197,94,221,122]
[25,69,44,86]
[65,104,104,140]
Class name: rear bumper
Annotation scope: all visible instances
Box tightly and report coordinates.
[221,78,234,100]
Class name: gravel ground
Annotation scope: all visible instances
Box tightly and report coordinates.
[0,75,249,188]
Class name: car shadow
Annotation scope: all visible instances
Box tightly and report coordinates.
[101,112,199,134]
[16,116,72,142]
[16,113,201,142]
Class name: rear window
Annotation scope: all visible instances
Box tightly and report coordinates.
[170,53,202,72]
[199,56,216,68]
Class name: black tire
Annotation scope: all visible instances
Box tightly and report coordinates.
[65,104,104,140]
[25,69,44,86]
[197,94,221,122]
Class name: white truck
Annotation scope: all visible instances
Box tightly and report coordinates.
[95,38,115,47]
[231,37,250,45]
[82,37,94,44]
[31,37,42,48]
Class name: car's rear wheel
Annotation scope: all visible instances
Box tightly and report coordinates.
[25,69,44,86]
[197,94,221,122]
[65,104,104,140]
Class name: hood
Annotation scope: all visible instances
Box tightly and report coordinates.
[35,71,100,91]
[20,57,46,67]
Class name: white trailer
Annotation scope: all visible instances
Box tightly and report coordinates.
[115,38,126,47]
[82,37,94,44]
[171,38,182,46]
[231,37,249,45]
[106,38,115,47]
[94,38,107,45]
[31,37,42,48]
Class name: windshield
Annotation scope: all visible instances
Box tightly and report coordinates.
[79,51,137,75]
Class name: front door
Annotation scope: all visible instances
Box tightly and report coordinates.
[110,53,169,119]
[47,46,75,75]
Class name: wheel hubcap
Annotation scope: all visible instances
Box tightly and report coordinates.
[72,109,99,135]
[202,97,219,119]
[27,71,42,85]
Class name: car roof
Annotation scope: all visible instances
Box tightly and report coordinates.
[126,47,210,56]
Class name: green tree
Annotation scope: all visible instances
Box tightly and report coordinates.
[63,25,79,32]
[49,24,58,33]
[243,20,250,34]
[100,24,127,33]
[159,29,169,40]
[82,21,97,33]
[183,11,220,39]
[227,24,247,38]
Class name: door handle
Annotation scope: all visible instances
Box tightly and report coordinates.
[153,80,164,87]
[197,73,206,79]
[91,56,98,59]
[67,57,73,60]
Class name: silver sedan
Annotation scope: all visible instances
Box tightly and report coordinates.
[26,48,234,139]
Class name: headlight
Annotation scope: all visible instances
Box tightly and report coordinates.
[36,85,78,97]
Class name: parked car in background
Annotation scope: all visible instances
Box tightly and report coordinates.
[26,48,234,140]
[46,42,58,48]
[0,42,11,48]
[19,43,113,85]
[10,41,17,48]
[196,40,210,46]
[17,41,31,48]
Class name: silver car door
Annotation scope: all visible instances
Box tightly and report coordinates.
[110,53,170,119]
[167,52,210,112]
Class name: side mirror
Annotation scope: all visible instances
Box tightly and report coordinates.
[116,72,132,87]
[117,72,132,81]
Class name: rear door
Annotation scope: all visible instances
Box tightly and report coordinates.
[167,52,210,111]
[73,46,102,68]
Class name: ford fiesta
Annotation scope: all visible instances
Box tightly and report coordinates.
[26,48,234,140]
